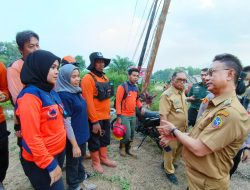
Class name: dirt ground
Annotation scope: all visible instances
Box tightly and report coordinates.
[3,119,250,190]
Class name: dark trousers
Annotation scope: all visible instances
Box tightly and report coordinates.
[230,148,244,177]
[0,121,9,183]
[66,140,86,190]
[21,150,65,190]
[188,107,198,127]
[88,119,111,152]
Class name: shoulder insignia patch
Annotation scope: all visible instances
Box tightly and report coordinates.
[216,110,229,117]
[202,97,209,104]
[165,90,173,97]
[223,98,232,106]
[212,116,223,128]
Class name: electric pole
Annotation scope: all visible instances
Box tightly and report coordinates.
[137,0,159,72]
[142,0,171,92]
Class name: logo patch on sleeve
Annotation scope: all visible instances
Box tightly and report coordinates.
[212,116,223,128]
[48,108,58,120]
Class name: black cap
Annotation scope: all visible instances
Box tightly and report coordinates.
[87,52,111,70]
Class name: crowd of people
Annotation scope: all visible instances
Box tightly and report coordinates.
[0,30,250,190]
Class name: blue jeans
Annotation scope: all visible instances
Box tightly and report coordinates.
[21,150,65,190]
[66,140,86,190]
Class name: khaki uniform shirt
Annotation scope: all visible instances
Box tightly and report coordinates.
[159,86,188,132]
[183,91,250,189]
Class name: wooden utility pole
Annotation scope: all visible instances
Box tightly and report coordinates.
[142,0,171,92]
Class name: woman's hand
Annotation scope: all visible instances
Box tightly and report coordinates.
[49,165,62,186]
[72,145,81,158]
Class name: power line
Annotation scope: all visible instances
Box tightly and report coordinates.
[131,0,155,62]
[137,0,159,71]
[143,0,163,66]
[126,0,140,51]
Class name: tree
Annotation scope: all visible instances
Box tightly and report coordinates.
[152,66,201,83]
[0,41,20,66]
[186,66,201,76]
[151,68,174,82]
[107,55,135,75]
[75,55,86,71]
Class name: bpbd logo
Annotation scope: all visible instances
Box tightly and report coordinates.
[47,108,58,120]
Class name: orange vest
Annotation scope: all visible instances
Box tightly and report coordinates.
[81,72,111,123]
[0,62,10,123]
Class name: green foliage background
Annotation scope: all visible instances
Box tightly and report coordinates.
[1,40,203,112]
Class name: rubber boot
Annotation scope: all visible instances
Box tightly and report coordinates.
[125,141,138,159]
[90,151,104,174]
[119,142,126,157]
[99,147,117,167]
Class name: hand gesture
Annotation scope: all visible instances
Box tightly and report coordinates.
[116,117,122,125]
[72,145,81,158]
[187,96,195,102]
[0,91,7,102]
[242,149,250,163]
[157,120,176,136]
[15,130,22,138]
[92,122,102,134]
[49,165,62,186]
[141,107,145,115]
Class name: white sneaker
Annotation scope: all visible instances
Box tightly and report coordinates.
[82,180,97,190]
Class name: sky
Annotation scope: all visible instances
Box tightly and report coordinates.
[1,0,250,72]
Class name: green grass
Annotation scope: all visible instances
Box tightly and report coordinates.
[91,172,131,190]
[0,100,13,109]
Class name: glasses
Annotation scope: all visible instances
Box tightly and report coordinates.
[208,68,230,76]
[175,78,187,83]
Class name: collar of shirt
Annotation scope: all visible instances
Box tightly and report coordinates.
[211,91,236,106]
[170,85,183,95]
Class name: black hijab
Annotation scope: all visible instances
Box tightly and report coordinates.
[21,50,61,92]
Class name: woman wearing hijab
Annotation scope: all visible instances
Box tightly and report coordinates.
[15,50,66,190]
[56,64,96,190]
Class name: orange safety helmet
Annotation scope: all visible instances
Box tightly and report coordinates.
[112,123,126,140]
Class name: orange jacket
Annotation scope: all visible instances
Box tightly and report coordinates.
[16,86,66,171]
[116,81,142,117]
[7,59,25,104]
[0,62,10,123]
[81,72,110,123]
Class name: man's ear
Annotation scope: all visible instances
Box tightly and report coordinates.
[18,47,23,55]
[227,69,235,82]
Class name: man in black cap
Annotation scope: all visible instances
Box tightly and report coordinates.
[81,52,116,173]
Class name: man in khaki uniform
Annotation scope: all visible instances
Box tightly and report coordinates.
[158,53,250,190]
[159,71,188,184]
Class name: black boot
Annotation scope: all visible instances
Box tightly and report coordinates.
[119,142,126,157]
[125,141,137,159]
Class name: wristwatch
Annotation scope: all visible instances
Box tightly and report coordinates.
[171,128,178,137]
[244,147,250,151]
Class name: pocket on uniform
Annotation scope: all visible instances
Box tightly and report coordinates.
[204,177,229,190]
[173,102,184,113]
